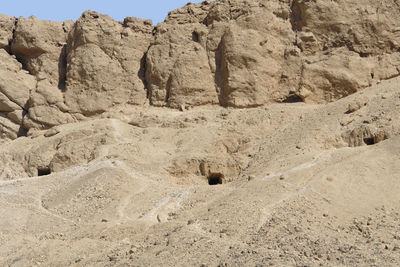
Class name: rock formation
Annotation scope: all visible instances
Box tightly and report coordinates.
[65,12,152,115]
[1,1,400,266]
[0,0,399,138]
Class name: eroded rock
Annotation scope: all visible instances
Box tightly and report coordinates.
[0,50,36,139]
[298,51,374,103]
[146,22,218,107]
[65,11,152,115]
[0,15,16,51]
[343,125,391,147]
[0,0,399,136]
[11,16,71,87]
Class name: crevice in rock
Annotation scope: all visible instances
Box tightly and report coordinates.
[289,0,304,32]
[214,39,227,106]
[139,51,149,97]
[5,17,18,55]
[62,22,69,33]
[17,100,30,137]
[15,55,31,73]
[58,44,67,91]
[17,124,28,137]
[142,43,154,101]
[165,76,172,104]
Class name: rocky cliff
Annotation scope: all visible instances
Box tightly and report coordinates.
[1,0,400,140]
[1,1,400,266]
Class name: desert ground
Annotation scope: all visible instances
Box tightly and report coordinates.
[1,77,400,266]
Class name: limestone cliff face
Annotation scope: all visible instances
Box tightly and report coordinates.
[1,0,400,138]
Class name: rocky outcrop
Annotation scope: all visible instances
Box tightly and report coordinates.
[24,79,75,129]
[11,16,72,87]
[65,11,152,115]
[0,50,34,112]
[0,0,400,138]
[148,0,400,107]
[0,15,15,51]
[147,0,295,107]
[146,22,219,108]
[0,49,36,139]
[291,0,400,56]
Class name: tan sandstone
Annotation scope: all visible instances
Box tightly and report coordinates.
[0,0,400,266]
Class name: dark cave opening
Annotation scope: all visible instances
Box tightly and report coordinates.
[208,173,223,185]
[363,137,375,146]
[283,94,304,103]
[38,168,51,176]
[192,31,200,43]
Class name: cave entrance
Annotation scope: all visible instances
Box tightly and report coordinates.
[283,94,303,103]
[208,173,223,185]
[38,167,51,176]
[363,137,375,146]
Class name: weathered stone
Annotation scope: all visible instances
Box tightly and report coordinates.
[0,15,15,51]
[0,49,35,111]
[344,125,391,147]
[0,0,399,134]
[11,16,71,87]
[25,79,75,129]
[147,20,219,107]
[146,41,218,108]
[291,0,400,56]
[298,51,374,103]
[216,24,285,107]
[65,11,152,115]
[0,115,20,140]
[7,110,24,124]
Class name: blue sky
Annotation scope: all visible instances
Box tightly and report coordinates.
[0,0,205,24]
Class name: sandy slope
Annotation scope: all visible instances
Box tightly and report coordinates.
[0,77,400,266]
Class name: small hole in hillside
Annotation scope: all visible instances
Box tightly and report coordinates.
[208,173,223,185]
[363,137,375,146]
[283,94,303,103]
[192,31,199,42]
[38,168,51,176]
